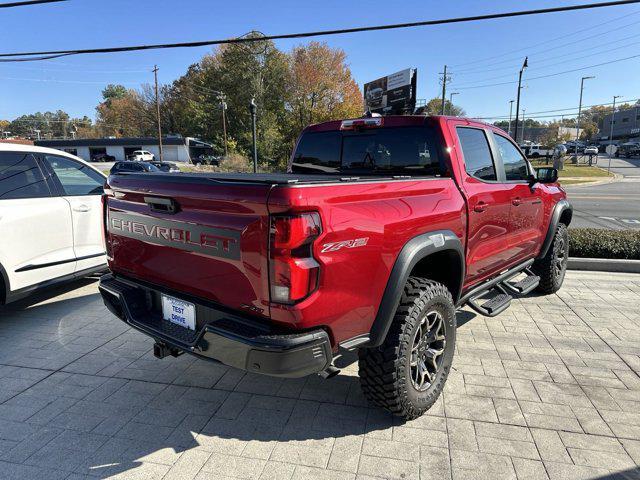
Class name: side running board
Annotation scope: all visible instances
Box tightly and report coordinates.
[467,284,512,317]
[458,260,539,318]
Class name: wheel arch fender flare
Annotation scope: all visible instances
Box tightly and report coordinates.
[367,230,465,348]
[538,199,572,259]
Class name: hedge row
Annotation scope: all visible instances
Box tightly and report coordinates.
[569,228,640,260]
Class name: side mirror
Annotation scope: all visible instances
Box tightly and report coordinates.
[535,167,558,184]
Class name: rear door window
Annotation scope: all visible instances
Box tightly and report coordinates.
[43,155,105,195]
[0,152,50,199]
[456,127,497,181]
[291,127,441,176]
[493,134,531,181]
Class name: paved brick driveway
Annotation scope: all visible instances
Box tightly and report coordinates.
[0,271,639,480]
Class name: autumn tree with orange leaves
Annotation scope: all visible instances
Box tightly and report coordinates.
[286,42,363,135]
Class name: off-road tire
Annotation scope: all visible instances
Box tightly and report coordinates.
[358,278,456,419]
[533,223,569,294]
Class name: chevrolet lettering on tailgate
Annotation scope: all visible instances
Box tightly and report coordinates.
[109,211,241,260]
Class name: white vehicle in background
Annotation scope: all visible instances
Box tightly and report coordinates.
[521,144,553,158]
[128,150,155,161]
[584,145,599,156]
[0,143,107,304]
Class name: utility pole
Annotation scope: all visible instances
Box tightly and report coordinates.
[607,95,622,174]
[440,65,448,115]
[249,98,258,173]
[220,96,228,157]
[513,57,528,144]
[153,65,163,162]
[575,76,595,164]
[508,100,514,137]
[448,92,459,115]
[521,109,526,144]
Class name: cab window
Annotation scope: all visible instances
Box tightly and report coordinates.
[456,127,497,181]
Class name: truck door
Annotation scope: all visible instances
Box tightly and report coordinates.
[490,132,545,262]
[454,126,513,285]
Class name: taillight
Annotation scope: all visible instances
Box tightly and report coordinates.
[101,194,112,258]
[269,212,322,304]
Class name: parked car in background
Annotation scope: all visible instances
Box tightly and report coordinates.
[91,153,116,162]
[521,144,553,158]
[615,142,640,158]
[110,161,160,175]
[128,150,155,161]
[193,154,220,166]
[0,143,107,304]
[583,145,599,156]
[150,161,180,173]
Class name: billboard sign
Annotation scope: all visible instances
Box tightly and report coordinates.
[364,68,416,115]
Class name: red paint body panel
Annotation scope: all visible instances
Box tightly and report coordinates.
[103,115,566,349]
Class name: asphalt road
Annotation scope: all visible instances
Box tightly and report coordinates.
[565,154,640,230]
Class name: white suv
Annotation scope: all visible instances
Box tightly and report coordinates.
[0,143,107,304]
[129,150,154,161]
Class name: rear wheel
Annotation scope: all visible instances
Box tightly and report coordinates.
[533,223,569,294]
[358,278,456,419]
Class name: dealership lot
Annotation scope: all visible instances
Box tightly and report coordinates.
[0,271,639,480]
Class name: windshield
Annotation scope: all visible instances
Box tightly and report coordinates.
[290,126,443,176]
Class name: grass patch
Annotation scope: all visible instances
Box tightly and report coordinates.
[531,159,612,178]
[570,228,640,260]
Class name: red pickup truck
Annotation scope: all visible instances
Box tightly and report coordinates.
[99,115,572,419]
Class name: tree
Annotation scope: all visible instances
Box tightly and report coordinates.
[101,84,128,106]
[96,88,152,137]
[286,42,362,136]
[418,97,465,117]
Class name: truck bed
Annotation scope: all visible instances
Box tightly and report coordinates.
[110,172,414,186]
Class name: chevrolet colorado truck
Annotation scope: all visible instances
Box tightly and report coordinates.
[99,115,572,419]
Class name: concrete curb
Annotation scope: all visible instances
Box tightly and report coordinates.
[568,257,640,274]
[562,172,621,188]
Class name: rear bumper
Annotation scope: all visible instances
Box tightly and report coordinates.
[98,273,332,378]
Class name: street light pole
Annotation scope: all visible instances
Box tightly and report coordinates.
[607,95,622,174]
[575,76,595,164]
[153,65,163,162]
[448,92,459,115]
[249,98,258,173]
[513,57,528,144]
[508,100,514,137]
[220,96,228,157]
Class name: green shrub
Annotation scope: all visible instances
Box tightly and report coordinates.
[569,228,640,260]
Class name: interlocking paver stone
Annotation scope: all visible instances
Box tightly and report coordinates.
[0,271,637,479]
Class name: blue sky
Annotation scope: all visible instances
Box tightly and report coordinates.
[0,0,638,122]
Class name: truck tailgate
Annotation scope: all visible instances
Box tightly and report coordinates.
[104,174,273,318]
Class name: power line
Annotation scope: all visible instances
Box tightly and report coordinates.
[453,16,640,75]
[449,7,640,69]
[475,97,640,119]
[0,1,639,61]
[455,52,640,90]
[453,37,640,86]
[0,0,65,7]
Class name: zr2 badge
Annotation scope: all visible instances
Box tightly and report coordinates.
[321,237,369,253]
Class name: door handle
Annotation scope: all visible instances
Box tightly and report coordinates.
[73,204,91,213]
[473,202,488,213]
[512,198,522,206]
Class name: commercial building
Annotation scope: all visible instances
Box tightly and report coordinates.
[599,106,640,142]
[35,136,214,163]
